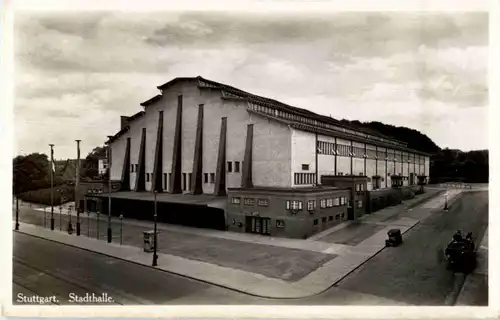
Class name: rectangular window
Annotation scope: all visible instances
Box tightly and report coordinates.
[163,173,167,189]
[307,200,315,211]
[290,200,302,210]
[335,214,340,220]
[231,197,241,204]
[182,173,186,190]
[204,173,208,183]
[258,199,269,207]
[146,173,150,182]
[313,219,318,226]
[302,164,309,171]
[210,173,215,183]
[235,161,240,173]
[329,216,333,221]
[187,173,192,191]
[320,199,327,209]
[333,198,340,206]
[322,217,327,223]
[131,164,134,172]
[244,198,255,206]
[326,198,333,208]
[227,161,232,173]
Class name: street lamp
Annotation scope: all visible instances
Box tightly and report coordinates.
[96,209,100,240]
[76,139,81,236]
[152,191,158,267]
[444,193,449,211]
[67,205,73,234]
[49,144,55,230]
[107,139,113,243]
[119,213,123,245]
[15,196,19,231]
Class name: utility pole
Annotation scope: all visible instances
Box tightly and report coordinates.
[152,191,158,267]
[15,196,19,231]
[107,140,112,243]
[49,144,55,230]
[76,140,81,236]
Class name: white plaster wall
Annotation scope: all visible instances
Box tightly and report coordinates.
[109,135,126,181]
[291,129,315,186]
[336,138,351,176]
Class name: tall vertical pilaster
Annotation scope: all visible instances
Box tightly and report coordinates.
[241,123,254,189]
[134,128,146,192]
[191,104,204,195]
[214,117,228,195]
[152,111,164,192]
[170,95,183,194]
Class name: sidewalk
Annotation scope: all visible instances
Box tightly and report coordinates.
[14,189,453,299]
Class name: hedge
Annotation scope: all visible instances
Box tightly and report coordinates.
[17,184,75,206]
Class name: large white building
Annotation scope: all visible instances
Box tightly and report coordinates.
[107,76,430,195]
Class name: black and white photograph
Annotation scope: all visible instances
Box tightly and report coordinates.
[3,0,497,318]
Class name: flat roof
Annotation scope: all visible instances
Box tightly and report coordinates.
[228,186,349,193]
[88,191,227,209]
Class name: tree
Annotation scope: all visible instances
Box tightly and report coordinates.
[83,146,107,179]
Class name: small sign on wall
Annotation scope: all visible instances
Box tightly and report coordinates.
[251,212,260,217]
[276,219,285,229]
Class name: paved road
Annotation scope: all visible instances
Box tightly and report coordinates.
[333,191,488,305]
[13,206,335,281]
[13,233,410,305]
[13,190,488,305]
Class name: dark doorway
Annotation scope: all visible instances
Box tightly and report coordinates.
[246,216,271,235]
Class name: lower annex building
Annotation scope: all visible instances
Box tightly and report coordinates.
[99,76,431,239]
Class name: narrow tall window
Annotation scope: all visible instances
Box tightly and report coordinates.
[235,161,240,173]
[182,173,186,190]
[163,173,167,189]
[188,173,192,191]
[227,161,232,173]
[210,173,215,183]
[204,173,208,183]
[146,173,150,182]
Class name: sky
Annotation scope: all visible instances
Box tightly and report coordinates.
[13,10,489,159]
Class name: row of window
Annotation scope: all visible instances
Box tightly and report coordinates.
[248,102,404,147]
[231,197,269,207]
[227,161,241,173]
[315,140,426,162]
[313,213,345,225]
[294,173,316,185]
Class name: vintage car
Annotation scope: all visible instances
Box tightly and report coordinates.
[444,230,476,273]
[385,229,403,247]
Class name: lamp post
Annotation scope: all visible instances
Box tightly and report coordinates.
[76,139,81,236]
[152,191,158,267]
[49,144,55,230]
[43,206,47,228]
[96,209,100,240]
[67,205,73,234]
[119,214,123,245]
[58,190,63,231]
[107,142,112,243]
[444,193,449,211]
[15,196,19,231]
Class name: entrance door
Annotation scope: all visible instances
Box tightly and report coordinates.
[347,206,355,220]
[247,216,271,235]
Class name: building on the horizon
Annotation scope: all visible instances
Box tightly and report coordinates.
[86,76,431,238]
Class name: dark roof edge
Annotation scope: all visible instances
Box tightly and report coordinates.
[248,109,432,156]
[140,94,162,107]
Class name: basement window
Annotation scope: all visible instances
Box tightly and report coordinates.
[302,164,309,171]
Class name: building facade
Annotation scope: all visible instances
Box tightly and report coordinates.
[105,76,431,237]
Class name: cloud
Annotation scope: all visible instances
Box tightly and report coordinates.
[13,11,489,157]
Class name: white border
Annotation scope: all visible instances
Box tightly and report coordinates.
[1,0,498,318]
